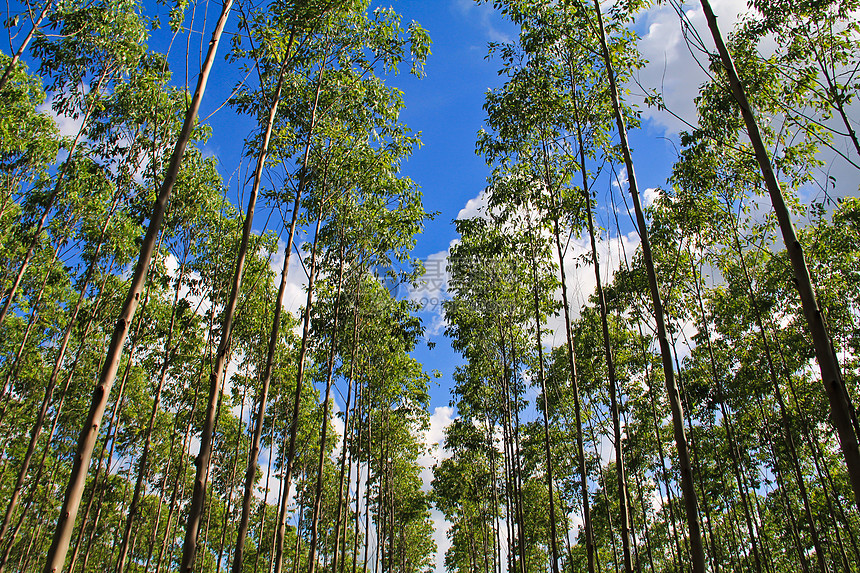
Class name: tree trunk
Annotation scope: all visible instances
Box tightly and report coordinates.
[231,45,299,573]
[688,253,763,573]
[699,0,860,510]
[42,2,234,569]
[332,292,362,573]
[68,277,155,573]
[0,0,52,92]
[591,2,706,570]
[273,212,324,573]
[524,202,560,573]
[116,241,189,573]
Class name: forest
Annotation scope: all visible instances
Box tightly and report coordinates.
[0,0,858,572]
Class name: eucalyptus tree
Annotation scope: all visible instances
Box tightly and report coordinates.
[355,280,434,573]
[228,1,325,566]
[176,0,312,559]
[304,130,427,573]
[242,5,429,572]
[444,214,540,573]
[0,47,194,564]
[696,0,860,510]
[581,1,708,569]
[476,27,587,571]
[0,0,53,92]
[41,0,236,566]
[494,173,564,573]
[739,0,860,163]
[0,53,58,221]
[0,0,148,329]
[433,420,498,573]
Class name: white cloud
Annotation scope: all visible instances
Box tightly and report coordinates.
[38,94,86,141]
[430,508,452,573]
[409,245,455,337]
[543,229,642,347]
[411,247,451,303]
[418,406,456,573]
[612,165,628,190]
[267,235,312,326]
[455,188,491,220]
[451,0,512,45]
[643,186,660,208]
[631,0,752,135]
[418,406,456,492]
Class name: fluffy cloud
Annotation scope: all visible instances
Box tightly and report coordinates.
[37,95,85,141]
[631,0,752,134]
[418,405,456,492]
[455,188,491,220]
[418,406,456,571]
[543,228,642,346]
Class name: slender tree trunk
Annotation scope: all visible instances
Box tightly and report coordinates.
[591,3,705,570]
[688,254,763,573]
[215,389,246,573]
[499,372,514,573]
[274,212,324,573]
[524,202,560,573]
[498,327,525,573]
[155,382,202,573]
[362,414,371,573]
[116,243,189,573]
[251,411,276,573]
[0,0,52,92]
[349,392,364,573]
[230,48,299,573]
[337,387,357,573]
[295,486,306,573]
[510,369,528,573]
[332,292,361,573]
[699,0,860,509]
[307,239,347,573]
[42,3,233,569]
[68,279,154,573]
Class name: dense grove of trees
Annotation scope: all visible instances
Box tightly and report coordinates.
[0,0,859,572]
[437,0,860,572]
[0,0,436,572]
